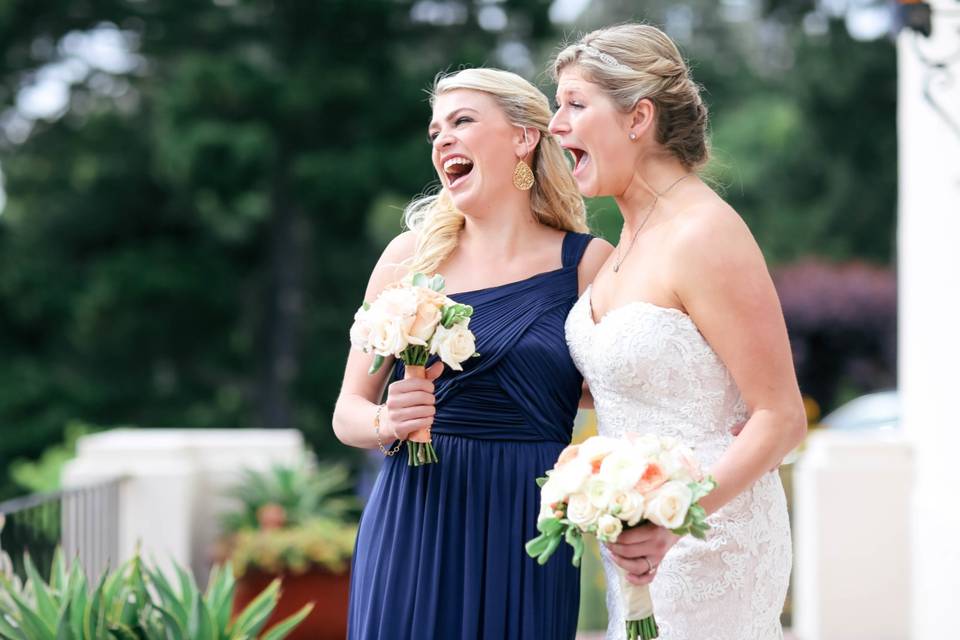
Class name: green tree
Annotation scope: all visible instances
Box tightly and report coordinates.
[0,0,560,498]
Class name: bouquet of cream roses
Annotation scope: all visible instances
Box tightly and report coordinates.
[525,434,716,640]
[350,272,477,466]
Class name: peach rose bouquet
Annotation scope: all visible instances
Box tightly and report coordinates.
[525,434,716,640]
[350,272,477,466]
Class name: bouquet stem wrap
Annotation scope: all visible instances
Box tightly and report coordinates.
[403,364,438,466]
[614,565,659,639]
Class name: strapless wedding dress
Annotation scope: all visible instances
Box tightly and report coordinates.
[565,286,792,640]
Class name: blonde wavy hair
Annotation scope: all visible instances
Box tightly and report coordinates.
[552,24,710,170]
[404,68,587,276]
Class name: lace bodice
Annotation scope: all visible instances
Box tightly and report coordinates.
[565,286,791,640]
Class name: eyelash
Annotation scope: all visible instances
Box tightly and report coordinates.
[428,116,473,143]
[555,100,583,110]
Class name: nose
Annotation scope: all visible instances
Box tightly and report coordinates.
[433,129,455,151]
[548,110,567,136]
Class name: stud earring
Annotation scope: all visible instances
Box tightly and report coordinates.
[629,132,637,141]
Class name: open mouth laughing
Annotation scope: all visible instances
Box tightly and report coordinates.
[563,145,590,176]
[442,155,475,188]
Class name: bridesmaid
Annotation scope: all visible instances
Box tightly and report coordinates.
[332,67,612,639]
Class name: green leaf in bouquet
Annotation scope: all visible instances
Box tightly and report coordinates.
[536,517,564,536]
[368,354,385,375]
[440,304,473,329]
[428,274,445,292]
[534,475,549,488]
[361,301,370,311]
[537,534,562,565]
[524,532,553,558]
[411,273,429,288]
[564,527,585,568]
[689,476,718,502]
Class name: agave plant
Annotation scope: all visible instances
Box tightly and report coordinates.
[0,548,312,640]
[220,461,357,534]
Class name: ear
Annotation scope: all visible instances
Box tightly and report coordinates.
[513,126,542,158]
[628,98,656,140]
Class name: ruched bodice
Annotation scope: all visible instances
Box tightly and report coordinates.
[348,232,593,640]
[398,248,585,443]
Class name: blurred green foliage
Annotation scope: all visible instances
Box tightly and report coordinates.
[0,0,896,500]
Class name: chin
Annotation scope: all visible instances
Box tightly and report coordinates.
[575,177,600,199]
[449,191,478,214]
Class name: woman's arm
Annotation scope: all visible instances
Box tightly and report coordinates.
[332,232,441,450]
[672,204,807,515]
[606,205,805,586]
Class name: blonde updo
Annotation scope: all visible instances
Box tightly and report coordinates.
[552,24,709,170]
[404,68,587,276]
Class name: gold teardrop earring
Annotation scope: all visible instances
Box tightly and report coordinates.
[513,161,534,191]
[513,127,535,191]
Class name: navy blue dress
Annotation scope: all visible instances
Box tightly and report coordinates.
[348,232,593,640]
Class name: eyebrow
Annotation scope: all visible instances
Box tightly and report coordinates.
[427,107,479,135]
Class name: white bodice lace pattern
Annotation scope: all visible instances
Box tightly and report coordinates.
[565,286,791,640]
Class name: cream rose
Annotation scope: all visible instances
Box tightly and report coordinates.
[579,436,618,471]
[406,300,442,345]
[610,489,646,527]
[598,450,646,491]
[539,475,566,509]
[645,480,694,529]
[660,445,703,483]
[376,287,418,326]
[429,320,476,370]
[550,458,592,495]
[566,492,600,528]
[596,513,624,543]
[368,315,408,357]
[349,307,372,350]
[586,476,615,510]
[537,500,557,524]
[555,444,581,468]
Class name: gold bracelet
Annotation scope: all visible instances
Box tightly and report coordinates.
[374,404,402,456]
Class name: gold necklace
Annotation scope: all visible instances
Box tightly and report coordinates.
[612,173,693,274]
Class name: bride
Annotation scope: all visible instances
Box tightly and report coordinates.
[550,24,807,639]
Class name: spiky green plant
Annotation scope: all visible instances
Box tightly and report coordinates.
[220,462,357,534]
[0,548,312,640]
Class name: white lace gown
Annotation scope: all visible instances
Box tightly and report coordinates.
[565,285,792,640]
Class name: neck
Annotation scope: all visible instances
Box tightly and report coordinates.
[458,199,544,261]
[615,155,692,237]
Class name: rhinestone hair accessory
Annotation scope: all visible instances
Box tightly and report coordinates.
[581,44,624,68]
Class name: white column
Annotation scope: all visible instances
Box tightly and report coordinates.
[898,4,960,638]
[62,429,305,583]
[792,430,912,640]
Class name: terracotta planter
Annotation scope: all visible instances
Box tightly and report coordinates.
[233,567,350,639]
